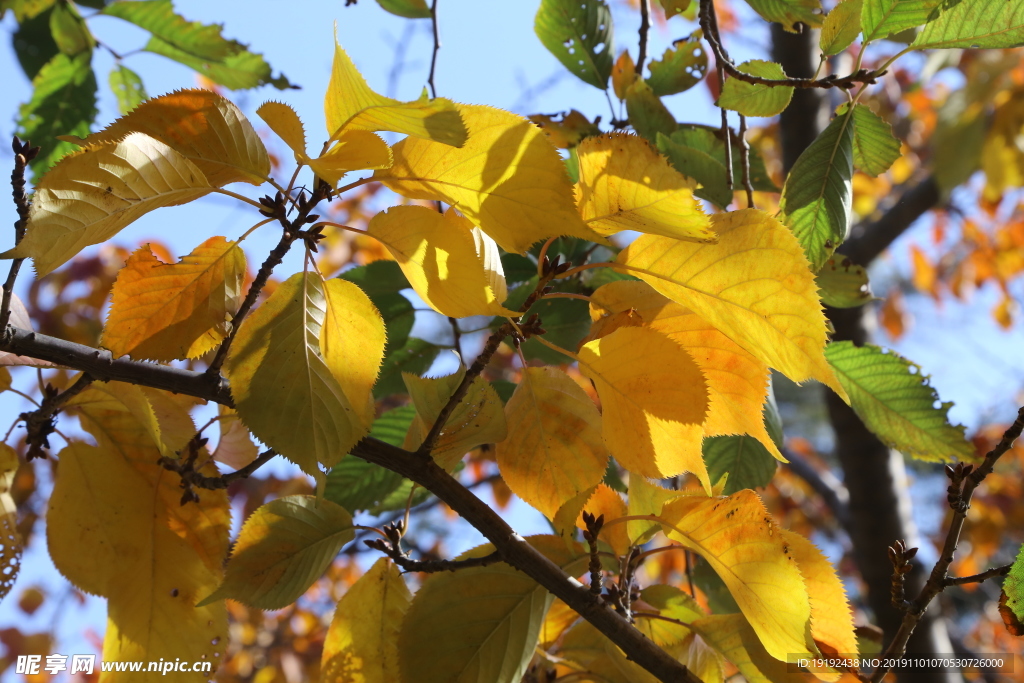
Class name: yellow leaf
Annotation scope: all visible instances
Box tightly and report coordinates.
[577,326,710,487]
[2,133,213,276]
[64,88,270,186]
[49,384,230,677]
[690,613,817,683]
[496,367,608,521]
[326,39,467,147]
[612,50,638,101]
[576,483,631,558]
[308,131,393,186]
[225,272,384,487]
[376,104,606,253]
[256,101,308,162]
[200,495,354,609]
[626,475,684,544]
[0,444,21,603]
[618,208,846,400]
[640,585,724,683]
[402,365,507,470]
[576,133,716,242]
[659,490,815,662]
[322,558,411,683]
[591,280,782,460]
[212,406,258,470]
[368,205,516,318]
[559,619,659,683]
[102,237,245,361]
[539,598,579,648]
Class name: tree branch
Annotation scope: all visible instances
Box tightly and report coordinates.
[943,564,1011,587]
[366,520,503,573]
[637,0,651,76]
[21,372,94,460]
[1,137,38,331]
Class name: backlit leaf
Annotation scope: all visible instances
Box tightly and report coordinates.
[374,337,441,398]
[627,476,684,544]
[780,107,855,271]
[310,131,393,186]
[612,49,637,100]
[102,237,245,361]
[1002,543,1024,629]
[339,260,413,354]
[691,613,816,683]
[618,209,846,399]
[65,89,270,187]
[718,60,794,117]
[560,619,658,683]
[0,444,21,603]
[326,40,466,146]
[658,490,816,662]
[849,103,901,176]
[12,7,60,81]
[108,64,148,114]
[375,0,432,19]
[377,105,602,253]
[534,0,614,90]
[704,433,779,494]
[823,341,973,461]
[577,325,710,486]
[911,0,1024,49]
[225,273,384,487]
[646,33,707,96]
[576,484,631,557]
[575,133,716,242]
[200,495,353,610]
[323,558,411,683]
[743,0,824,31]
[399,536,583,683]
[212,406,258,471]
[816,255,874,308]
[368,205,515,318]
[820,0,863,55]
[861,0,938,42]
[625,79,677,142]
[3,133,212,276]
[641,585,724,683]
[49,1,92,55]
[497,367,608,521]
[256,100,307,161]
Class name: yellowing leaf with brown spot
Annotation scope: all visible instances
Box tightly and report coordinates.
[690,613,816,683]
[591,280,781,460]
[368,205,516,318]
[658,490,815,662]
[402,365,508,470]
[102,237,244,361]
[326,40,467,147]
[497,367,607,521]
[577,326,710,487]
[2,133,213,276]
[618,208,846,400]
[576,484,631,557]
[576,133,715,242]
[49,384,230,677]
[225,273,384,487]
[376,105,605,253]
[65,89,269,186]
[322,558,411,683]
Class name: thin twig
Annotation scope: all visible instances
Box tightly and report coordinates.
[448,317,463,358]
[738,114,754,208]
[366,519,502,573]
[944,564,1011,587]
[159,447,276,493]
[636,0,651,76]
[21,373,95,460]
[427,0,441,99]
[1,137,39,333]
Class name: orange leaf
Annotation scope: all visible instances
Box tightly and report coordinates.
[576,484,631,558]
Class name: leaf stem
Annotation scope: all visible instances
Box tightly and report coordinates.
[237,217,276,243]
[310,220,369,236]
[332,176,374,197]
[541,292,592,303]
[211,188,265,210]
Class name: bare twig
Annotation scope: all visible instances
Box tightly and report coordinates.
[159,445,276,503]
[427,0,441,98]
[20,373,94,460]
[944,564,1011,587]
[1,137,39,332]
[738,114,754,207]
[636,0,651,76]
[366,520,502,573]
[448,316,463,358]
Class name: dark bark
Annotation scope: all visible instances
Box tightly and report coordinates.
[772,25,959,683]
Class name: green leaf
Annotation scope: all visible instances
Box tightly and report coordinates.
[520,298,592,364]
[49,0,93,55]
[912,0,1024,49]
[399,536,583,683]
[658,0,695,19]
[199,495,354,610]
[534,0,614,90]
[7,0,57,21]
[375,0,432,19]
[824,341,973,462]
[646,33,707,96]
[704,402,780,494]
[16,52,97,177]
[12,6,59,80]
[848,103,901,175]
[340,261,414,354]
[816,255,874,308]
[625,79,676,142]
[742,0,824,32]
[862,0,940,42]
[374,337,442,398]
[102,0,294,89]
[491,379,517,404]
[339,260,411,297]
[1001,543,1024,633]
[325,406,416,512]
[820,0,863,55]
[500,253,538,286]
[717,60,794,117]
[779,107,855,270]
[108,64,147,114]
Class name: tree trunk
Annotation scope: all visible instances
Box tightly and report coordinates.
[770,24,959,683]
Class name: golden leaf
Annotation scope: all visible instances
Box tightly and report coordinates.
[368,205,516,318]
[577,326,710,487]
[576,484,631,558]
[591,280,781,460]
[225,272,384,487]
[64,88,269,186]
[4,133,213,276]
[376,104,605,253]
[102,237,245,361]
[322,558,411,683]
[627,475,685,544]
[576,133,716,242]
[256,101,308,162]
[497,367,607,521]
[690,613,817,683]
[0,444,20,603]
[618,208,846,400]
[326,39,467,146]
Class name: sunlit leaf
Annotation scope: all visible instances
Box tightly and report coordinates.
[848,103,901,176]
[1002,543,1024,631]
[646,33,707,96]
[821,0,863,54]
[534,0,614,90]
[102,237,244,361]
[912,0,1024,48]
[310,131,393,185]
[497,367,608,521]
[49,1,92,55]
[641,585,725,683]
[200,495,353,609]
[108,64,148,114]
[618,209,846,399]
[743,0,824,31]
[377,105,602,253]
[690,613,816,683]
[256,100,307,161]
[575,133,716,242]
[861,0,937,42]
[578,325,710,486]
[780,107,855,271]
[626,476,684,544]
[2,133,212,276]
[824,341,973,461]
[816,255,874,308]
[625,78,677,142]
[718,60,794,117]
[368,205,515,318]
[323,557,411,683]
[375,0,432,19]
[0,444,21,603]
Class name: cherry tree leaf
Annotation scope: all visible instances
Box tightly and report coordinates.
[0,444,21,603]
[718,60,794,117]
[743,0,824,31]
[816,255,874,308]
[534,0,614,90]
[212,406,258,471]
[862,0,939,42]
[646,33,707,96]
[821,0,863,54]
[849,103,901,176]
[690,613,817,683]
[911,0,1024,49]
